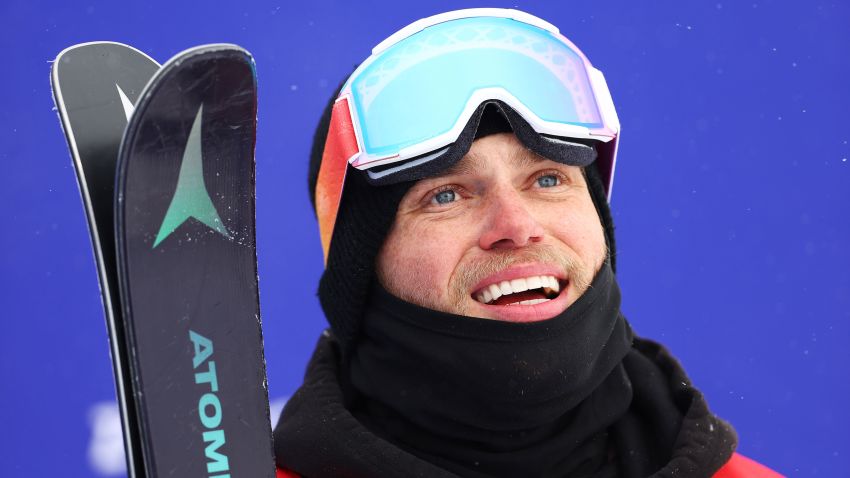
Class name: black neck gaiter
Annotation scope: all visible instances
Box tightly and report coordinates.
[347,262,635,478]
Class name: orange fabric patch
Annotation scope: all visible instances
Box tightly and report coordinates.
[315,96,360,264]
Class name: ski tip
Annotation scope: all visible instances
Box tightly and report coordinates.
[53,41,160,67]
[51,42,160,96]
[163,43,255,69]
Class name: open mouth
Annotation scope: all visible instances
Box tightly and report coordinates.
[473,275,565,306]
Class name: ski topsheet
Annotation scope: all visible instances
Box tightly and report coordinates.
[115,44,274,477]
[51,42,160,477]
[53,43,274,477]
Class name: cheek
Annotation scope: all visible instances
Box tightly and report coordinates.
[538,201,606,267]
[376,218,469,299]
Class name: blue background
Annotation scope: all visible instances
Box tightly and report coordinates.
[1,1,848,476]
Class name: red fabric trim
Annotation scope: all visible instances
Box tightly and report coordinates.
[714,452,784,478]
[276,466,301,478]
[315,96,359,264]
[275,452,781,477]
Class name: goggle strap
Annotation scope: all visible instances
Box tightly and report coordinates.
[316,96,360,264]
[372,8,560,55]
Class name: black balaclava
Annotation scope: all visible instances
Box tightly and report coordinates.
[349,261,634,477]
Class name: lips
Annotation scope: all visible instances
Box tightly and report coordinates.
[465,264,572,322]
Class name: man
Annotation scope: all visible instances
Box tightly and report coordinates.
[273,9,780,478]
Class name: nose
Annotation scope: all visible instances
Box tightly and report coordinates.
[478,188,544,251]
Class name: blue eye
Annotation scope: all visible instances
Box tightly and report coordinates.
[433,189,456,204]
[537,174,559,188]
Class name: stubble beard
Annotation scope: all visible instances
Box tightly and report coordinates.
[381,244,602,319]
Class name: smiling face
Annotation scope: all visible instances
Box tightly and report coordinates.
[375,132,608,323]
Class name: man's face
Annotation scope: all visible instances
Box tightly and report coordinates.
[376,132,607,322]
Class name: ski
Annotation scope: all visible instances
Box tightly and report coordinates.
[53,43,275,477]
[51,42,160,477]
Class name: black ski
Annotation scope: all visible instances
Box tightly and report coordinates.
[53,43,275,477]
[51,42,159,477]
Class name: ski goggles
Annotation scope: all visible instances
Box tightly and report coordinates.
[316,8,621,263]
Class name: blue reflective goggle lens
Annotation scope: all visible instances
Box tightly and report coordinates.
[316,11,621,264]
[346,16,606,161]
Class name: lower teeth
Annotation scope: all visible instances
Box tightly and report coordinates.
[507,298,551,306]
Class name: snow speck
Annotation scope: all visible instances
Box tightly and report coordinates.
[87,402,125,475]
[805,242,816,255]
[290,84,298,91]
[842,158,847,162]
[269,396,290,425]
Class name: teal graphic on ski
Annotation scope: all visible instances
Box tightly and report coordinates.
[154,105,232,248]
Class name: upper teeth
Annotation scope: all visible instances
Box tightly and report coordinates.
[475,275,561,304]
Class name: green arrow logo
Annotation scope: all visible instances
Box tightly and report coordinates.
[154,105,232,248]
